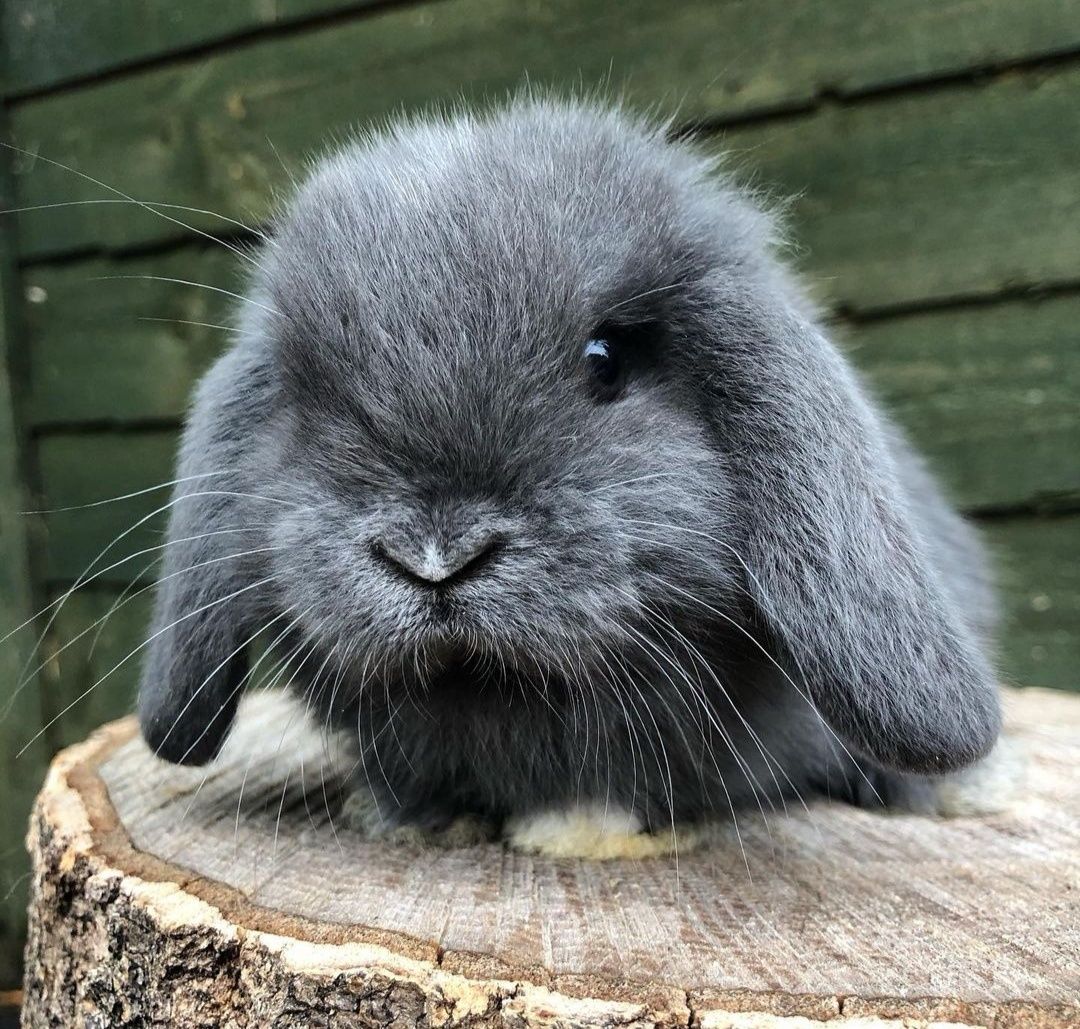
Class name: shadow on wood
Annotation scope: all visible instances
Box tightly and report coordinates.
[20,688,1080,1027]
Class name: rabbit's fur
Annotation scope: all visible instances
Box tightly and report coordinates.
[138,99,1006,847]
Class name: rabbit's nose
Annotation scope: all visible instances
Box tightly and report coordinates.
[371,533,504,587]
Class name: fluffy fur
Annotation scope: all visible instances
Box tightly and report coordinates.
[138,99,1004,844]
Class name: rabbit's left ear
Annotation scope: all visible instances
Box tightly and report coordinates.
[710,307,1000,774]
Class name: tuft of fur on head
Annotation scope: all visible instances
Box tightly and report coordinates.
[138,97,1004,841]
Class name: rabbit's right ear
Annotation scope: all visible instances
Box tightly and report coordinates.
[138,535,250,765]
[705,305,1001,775]
[137,347,268,765]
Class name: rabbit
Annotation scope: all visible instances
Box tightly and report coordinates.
[137,97,1013,857]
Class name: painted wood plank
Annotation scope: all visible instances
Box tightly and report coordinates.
[7,0,1080,102]
[22,248,237,426]
[725,67,1080,310]
[35,431,180,585]
[8,1,1080,288]
[0,157,45,989]
[842,294,1080,511]
[23,248,1080,512]
[984,515,1080,692]
[1,0,385,96]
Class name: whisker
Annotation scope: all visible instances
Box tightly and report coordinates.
[626,524,881,806]
[0,197,271,242]
[2,538,282,721]
[166,609,300,764]
[20,469,235,515]
[8,488,299,697]
[17,575,275,758]
[0,142,262,266]
[89,275,281,317]
[583,470,682,496]
[600,281,685,317]
[138,317,257,337]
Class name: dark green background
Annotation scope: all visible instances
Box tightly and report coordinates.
[1,0,1078,996]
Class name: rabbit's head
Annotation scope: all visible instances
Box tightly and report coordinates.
[139,100,1000,783]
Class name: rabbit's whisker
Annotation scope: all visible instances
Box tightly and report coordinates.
[583,470,682,496]
[0,142,263,266]
[138,316,259,337]
[229,607,316,845]
[4,541,283,720]
[89,275,282,318]
[18,575,277,758]
[1,197,272,244]
[168,605,300,764]
[644,565,881,807]
[20,469,238,516]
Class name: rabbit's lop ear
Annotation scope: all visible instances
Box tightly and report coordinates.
[137,349,264,765]
[714,308,1000,774]
[137,529,250,766]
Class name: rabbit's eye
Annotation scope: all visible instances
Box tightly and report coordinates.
[583,337,621,400]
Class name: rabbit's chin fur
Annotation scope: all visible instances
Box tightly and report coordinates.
[138,97,1010,846]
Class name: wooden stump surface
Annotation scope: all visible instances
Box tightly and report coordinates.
[21,687,1080,1028]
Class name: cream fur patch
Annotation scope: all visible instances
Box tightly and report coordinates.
[505,802,704,860]
[934,735,1028,817]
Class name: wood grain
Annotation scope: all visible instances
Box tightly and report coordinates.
[21,686,1080,1026]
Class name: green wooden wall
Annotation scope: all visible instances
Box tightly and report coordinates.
[1,0,1079,992]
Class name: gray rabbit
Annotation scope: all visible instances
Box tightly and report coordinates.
[138,99,1010,854]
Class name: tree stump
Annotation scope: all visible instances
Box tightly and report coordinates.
[21,688,1080,1028]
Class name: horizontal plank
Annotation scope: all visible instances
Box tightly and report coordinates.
[38,586,152,750]
[7,0,1079,101]
[23,249,237,425]
[25,249,1080,512]
[8,0,1080,285]
[1,0,384,97]
[983,515,1080,692]
[726,65,1080,309]
[843,294,1080,511]
[36,431,180,584]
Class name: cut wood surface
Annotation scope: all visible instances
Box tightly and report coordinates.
[21,686,1080,1027]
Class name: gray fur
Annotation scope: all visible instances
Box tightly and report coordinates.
[138,99,1001,831]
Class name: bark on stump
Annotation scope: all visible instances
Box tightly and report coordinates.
[21,687,1080,1028]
